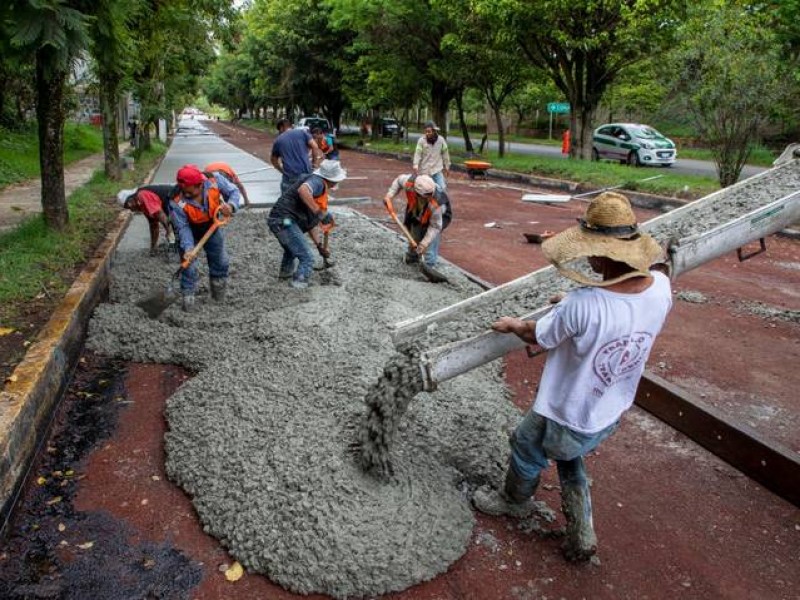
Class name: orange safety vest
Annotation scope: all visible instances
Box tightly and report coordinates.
[203,162,239,183]
[403,176,440,226]
[172,177,222,225]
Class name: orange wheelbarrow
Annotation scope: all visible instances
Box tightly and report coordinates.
[464,160,492,180]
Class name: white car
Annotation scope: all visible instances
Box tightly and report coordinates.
[592,123,677,167]
[297,116,332,133]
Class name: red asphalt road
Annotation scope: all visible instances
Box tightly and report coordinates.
[6,122,799,599]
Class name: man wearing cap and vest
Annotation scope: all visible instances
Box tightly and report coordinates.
[171,164,241,311]
[117,184,178,255]
[203,162,251,208]
[412,121,451,192]
[383,173,452,267]
[267,159,346,289]
[472,192,672,564]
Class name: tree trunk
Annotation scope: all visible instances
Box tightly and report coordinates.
[430,80,456,135]
[492,103,505,158]
[140,119,152,150]
[35,48,68,231]
[455,92,473,153]
[99,79,121,181]
[569,101,596,160]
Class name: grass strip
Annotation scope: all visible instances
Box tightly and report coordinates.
[0,123,105,190]
[0,142,167,323]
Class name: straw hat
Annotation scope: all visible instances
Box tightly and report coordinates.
[541,192,663,287]
[313,159,347,182]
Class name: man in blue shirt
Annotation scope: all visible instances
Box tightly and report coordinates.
[270,118,323,193]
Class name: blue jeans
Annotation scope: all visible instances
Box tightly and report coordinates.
[510,411,618,489]
[180,226,229,293]
[407,222,442,266]
[268,217,313,283]
[431,171,447,192]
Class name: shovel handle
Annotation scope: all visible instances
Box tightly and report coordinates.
[180,206,231,269]
[383,198,417,249]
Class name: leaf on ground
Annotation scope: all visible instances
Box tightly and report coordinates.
[36,476,47,485]
[46,496,62,505]
[0,327,14,336]
[76,541,94,550]
[224,561,244,582]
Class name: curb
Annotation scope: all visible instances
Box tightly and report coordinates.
[0,149,164,530]
[0,211,132,526]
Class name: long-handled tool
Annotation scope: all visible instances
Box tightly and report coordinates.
[136,207,230,318]
[382,199,449,284]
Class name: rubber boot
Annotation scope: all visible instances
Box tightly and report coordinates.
[181,293,196,313]
[210,277,227,302]
[473,465,539,518]
[560,484,597,562]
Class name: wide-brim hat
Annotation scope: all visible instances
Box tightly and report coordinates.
[314,159,347,182]
[541,191,664,287]
[117,188,137,206]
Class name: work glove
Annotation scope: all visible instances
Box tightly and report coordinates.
[416,242,428,255]
[316,243,331,259]
[319,211,334,226]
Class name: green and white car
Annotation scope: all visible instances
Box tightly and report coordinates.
[592,123,677,167]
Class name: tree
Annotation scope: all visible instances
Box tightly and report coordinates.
[328,0,460,132]
[667,1,784,186]
[474,0,684,159]
[8,0,90,231]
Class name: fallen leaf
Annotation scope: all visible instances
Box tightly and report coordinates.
[5,375,18,383]
[58,523,66,532]
[151,475,161,481]
[76,542,94,550]
[0,327,14,336]
[224,561,244,582]
[46,496,62,505]
[36,477,47,486]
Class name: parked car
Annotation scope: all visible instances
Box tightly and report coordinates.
[297,116,332,133]
[377,117,404,138]
[592,123,677,167]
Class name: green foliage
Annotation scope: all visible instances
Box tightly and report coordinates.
[0,141,166,317]
[666,1,784,186]
[0,123,102,189]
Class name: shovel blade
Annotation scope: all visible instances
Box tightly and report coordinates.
[136,285,179,319]
[420,261,449,284]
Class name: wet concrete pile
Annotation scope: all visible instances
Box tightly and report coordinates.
[87,211,519,598]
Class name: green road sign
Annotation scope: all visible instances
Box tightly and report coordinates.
[547,102,570,114]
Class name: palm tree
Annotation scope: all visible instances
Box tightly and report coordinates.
[9,0,90,230]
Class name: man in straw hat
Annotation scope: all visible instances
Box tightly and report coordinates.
[473,192,673,563]
[267,159,346,289]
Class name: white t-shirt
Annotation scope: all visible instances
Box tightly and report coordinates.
[533,271,673,434]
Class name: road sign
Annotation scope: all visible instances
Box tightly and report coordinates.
[547,102,570,114]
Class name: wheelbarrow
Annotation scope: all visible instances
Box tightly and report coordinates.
[464,160,492,180]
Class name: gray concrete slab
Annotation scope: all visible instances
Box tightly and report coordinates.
[120,118,281,252]
[158,118,281,208]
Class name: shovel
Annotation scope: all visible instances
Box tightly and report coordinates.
[383,200,449,284]
[136,207,230,318]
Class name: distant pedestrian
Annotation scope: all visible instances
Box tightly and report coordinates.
[270,118,323,194]
[383,173,452,267]
[117,184,177,255]
[473,192,672,564]
[170,165,242,311]
[203,162,252,208]
[413,121,451,192]
[267,160,347,289]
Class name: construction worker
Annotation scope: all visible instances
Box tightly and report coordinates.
[170,164,241,311]
[312,127,339,161]
[203,162,252,207]
[271,118,323,194]
[267,159,346,289]
[383,173,452,267]
[412,121,451,191]
[473,192,672,563]
[117,185,177,255]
